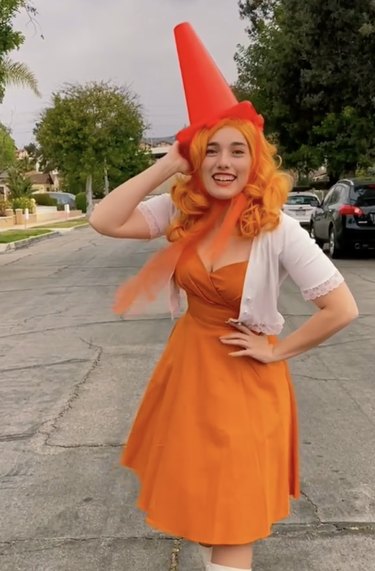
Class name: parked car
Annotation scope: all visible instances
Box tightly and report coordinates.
[310,178,375,258]
[32,191,76,209]
[283,191,320,226]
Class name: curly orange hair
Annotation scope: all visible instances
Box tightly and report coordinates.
[167,118,292,242]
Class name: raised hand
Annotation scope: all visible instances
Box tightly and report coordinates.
[162,141,192,175]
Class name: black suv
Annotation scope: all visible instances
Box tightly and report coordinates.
[310,178,375,257]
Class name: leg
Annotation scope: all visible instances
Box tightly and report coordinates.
[209,543,253,569]
[197,543,213,565]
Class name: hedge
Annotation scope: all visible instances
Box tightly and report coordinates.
[75,192,87,213]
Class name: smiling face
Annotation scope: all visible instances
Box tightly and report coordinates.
[200,126,252,200]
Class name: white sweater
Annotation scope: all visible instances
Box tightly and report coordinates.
[138,194,344,335]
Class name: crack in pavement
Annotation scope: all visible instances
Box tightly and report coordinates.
[296,375,351,382]
[0,357,91,374]
[301,491,321,523]
[32,344,104,446]
[1,523,374,550]
[0,316,173,339]
[46,442,123,449]
[0,430,38,442]
[273,521,375,537]
[20,307,66,325]
[50,265,70,276]
[0,535,175,553]
[0,252,33,266]
[169,538,181,571]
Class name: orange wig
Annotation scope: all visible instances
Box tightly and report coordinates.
[168,118,292,244]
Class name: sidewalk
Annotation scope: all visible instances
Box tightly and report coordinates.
[0,214,87,233]
[0,215,88,254]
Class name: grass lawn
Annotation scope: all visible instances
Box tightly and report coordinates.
[0,229,52,243]
[35,218,88,229]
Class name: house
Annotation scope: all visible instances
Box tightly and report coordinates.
[16,148,29,161]
[150,143,173,159]
[142,136,174,159]
[26,171,57,193]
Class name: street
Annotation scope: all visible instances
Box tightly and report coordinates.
[0,228,374,570]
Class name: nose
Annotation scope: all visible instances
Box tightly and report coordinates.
[216,151,231,170]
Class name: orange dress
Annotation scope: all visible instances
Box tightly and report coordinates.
[121,248,300,545]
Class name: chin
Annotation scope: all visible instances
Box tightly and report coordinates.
[206,187,243,200]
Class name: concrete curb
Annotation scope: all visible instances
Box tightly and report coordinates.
[0,224,89,254]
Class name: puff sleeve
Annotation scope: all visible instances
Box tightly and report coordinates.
[137,193,176,238]
[279,214,344,300]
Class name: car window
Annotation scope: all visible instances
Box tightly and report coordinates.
[323,188,336,206]
[339,183,350,203]
[286,195,319,206]
[350,184,375,207]
[334,183,351,204]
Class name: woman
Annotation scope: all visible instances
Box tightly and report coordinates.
[89,23,358,571]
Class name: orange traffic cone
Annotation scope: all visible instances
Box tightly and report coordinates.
[174,22,264,151]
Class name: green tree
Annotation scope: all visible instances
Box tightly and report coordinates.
[235,0,375,182]
[34,81,151,214]
[0,122,16,170]
[0,1,40,101]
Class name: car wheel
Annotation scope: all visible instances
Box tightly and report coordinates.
[328,226,343,259]
[310,223,324,249]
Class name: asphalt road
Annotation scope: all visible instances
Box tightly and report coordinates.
[0,228,374,570]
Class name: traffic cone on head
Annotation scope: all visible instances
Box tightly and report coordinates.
[174,21,264,155]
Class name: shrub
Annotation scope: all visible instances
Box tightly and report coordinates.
[0,199,11,216]
[75,192,87,213]
[11,197,34,212]
[33,193,58,206]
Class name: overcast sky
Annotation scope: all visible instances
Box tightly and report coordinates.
[0,0,250,147]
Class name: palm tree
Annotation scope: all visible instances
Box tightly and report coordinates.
[0,57,41,97]
[6,167,33,198]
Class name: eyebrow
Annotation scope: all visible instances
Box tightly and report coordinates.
[207,141,247,147]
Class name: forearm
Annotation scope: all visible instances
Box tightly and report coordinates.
[273,307,357,361]
[89,157,177,230]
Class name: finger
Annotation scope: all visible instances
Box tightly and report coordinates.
[220,338,249,349]
[220,333,250,342]
[228,349,250,357]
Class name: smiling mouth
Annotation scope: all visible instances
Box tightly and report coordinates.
[212,174,237,183]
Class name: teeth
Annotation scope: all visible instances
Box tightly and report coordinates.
[213,176,235,182]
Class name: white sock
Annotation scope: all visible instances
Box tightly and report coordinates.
[206,564,252,571]
[198,544,212,565]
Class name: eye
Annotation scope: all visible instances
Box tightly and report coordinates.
[206,147,217,156]
[233,149,245,156]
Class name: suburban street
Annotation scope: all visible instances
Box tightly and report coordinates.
[0,227,374,571]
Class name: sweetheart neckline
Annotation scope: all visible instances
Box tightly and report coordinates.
[194,251,248,275]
